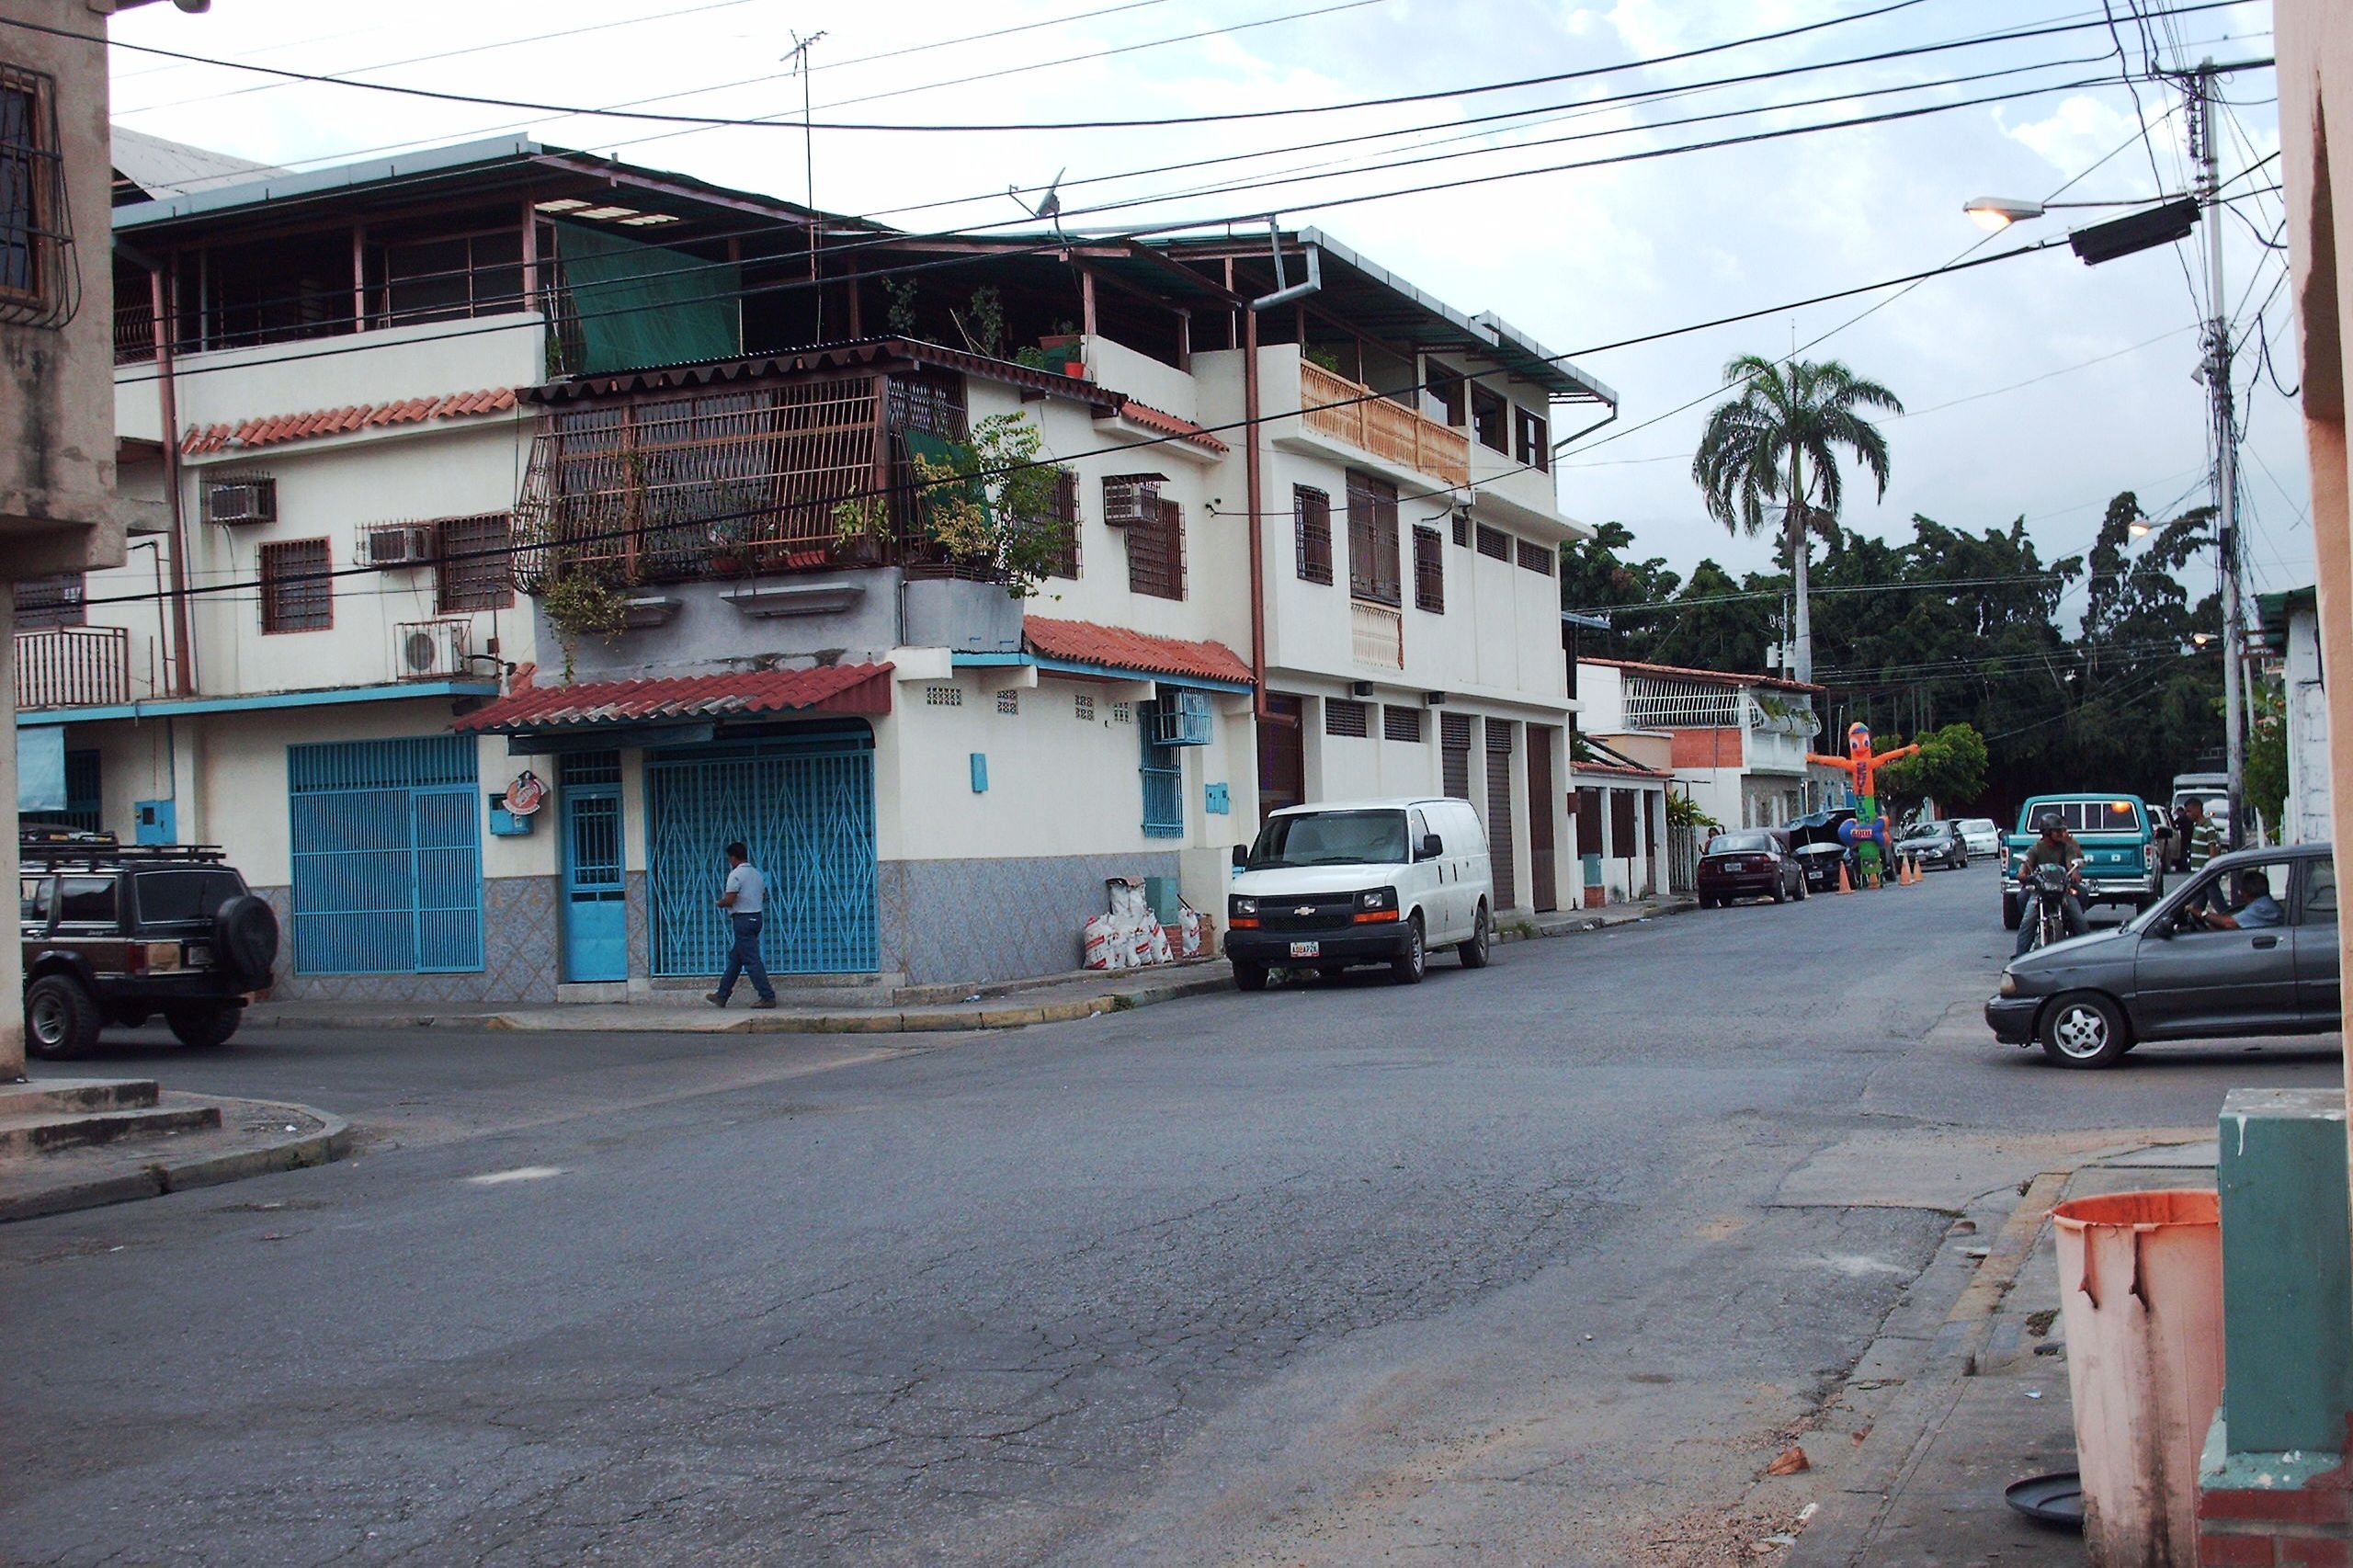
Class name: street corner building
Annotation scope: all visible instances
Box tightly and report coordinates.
[25,132,1618,1002]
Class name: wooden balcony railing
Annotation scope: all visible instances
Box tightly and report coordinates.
[1300,359,1471,487]
[16,626,130,710]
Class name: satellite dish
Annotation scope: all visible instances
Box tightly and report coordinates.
[1010,170,1069,239]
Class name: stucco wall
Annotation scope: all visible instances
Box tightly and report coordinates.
[879,850,1185,983]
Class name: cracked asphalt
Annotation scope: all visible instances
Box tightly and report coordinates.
[2,867,2336,1565]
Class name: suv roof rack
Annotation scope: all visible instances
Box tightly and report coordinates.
[17,831,227,867]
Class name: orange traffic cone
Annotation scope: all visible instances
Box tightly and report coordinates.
[1901,856,1916,885]
[1836,860,1853,894]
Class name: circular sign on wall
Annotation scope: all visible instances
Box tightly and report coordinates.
[504,769,548,816]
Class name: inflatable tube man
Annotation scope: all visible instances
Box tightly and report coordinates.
[1808,722,1917,887]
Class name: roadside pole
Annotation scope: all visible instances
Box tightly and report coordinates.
[2187,61,2249,851]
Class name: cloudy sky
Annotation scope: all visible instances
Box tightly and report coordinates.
[105,0,2299,617]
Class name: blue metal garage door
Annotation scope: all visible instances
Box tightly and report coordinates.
[644,726,877,976]
[287,735,483,974]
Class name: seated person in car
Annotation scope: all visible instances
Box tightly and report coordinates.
[2189,869,2285,930]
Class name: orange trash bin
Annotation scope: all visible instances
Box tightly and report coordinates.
[2052,1188,2224,1566]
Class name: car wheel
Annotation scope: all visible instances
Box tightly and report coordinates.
[1794,872,1808,902]
[1771,879,1787,904]
[1232,961,1268,993]
[167,1005,243,1050]
[2002,893,2022,931]
[1391,915,1427,985]
[25,974,100,1061]
[1457,902,1492,969]
[2040,992,2131,1069]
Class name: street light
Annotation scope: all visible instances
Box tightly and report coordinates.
[1963,196,2045,232]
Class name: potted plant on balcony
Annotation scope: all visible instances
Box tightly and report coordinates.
[706,515,749,576]
[831,494,891,566]
[910,412,1064,598]
[540,569,631,682]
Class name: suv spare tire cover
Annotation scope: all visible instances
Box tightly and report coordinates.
[211,895,279,989]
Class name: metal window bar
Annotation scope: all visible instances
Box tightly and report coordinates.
[1347,472,1401,607]
[436,514,515,611]
[1128,496,1186,600]
[1138,706,1185,838]
[1294,485,1333,585]
[1413,526,1444,613]
[287,736,483,975]
[1621,676,1741,729]
[259,540,333,632]
[0,66,77,329]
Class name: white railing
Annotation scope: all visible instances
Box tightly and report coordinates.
[1622,674,1739,728]
[1350,600,1404,669]
[1300,359,1472,487]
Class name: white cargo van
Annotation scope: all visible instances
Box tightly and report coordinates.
[1223,797,1495,989]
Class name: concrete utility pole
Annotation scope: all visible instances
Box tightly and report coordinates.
[2185,61,2249,850]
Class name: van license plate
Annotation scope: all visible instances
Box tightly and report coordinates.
[1290,941,1320,959]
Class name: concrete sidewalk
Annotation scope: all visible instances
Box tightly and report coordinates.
[1776,1137,2222,1566]
[0,1081,352,1223]
[244,893,1697,1036]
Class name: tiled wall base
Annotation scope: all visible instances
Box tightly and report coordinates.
[255,878,562,1004]
[879,853,1185,984]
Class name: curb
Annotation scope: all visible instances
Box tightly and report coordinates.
[0,1096,354,1224]
[1493,897,1699,945]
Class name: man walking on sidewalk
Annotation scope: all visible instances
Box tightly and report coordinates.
[707,841,777,1009]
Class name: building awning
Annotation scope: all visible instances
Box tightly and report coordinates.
[1020,617,1253,687]
[453,664,894,735]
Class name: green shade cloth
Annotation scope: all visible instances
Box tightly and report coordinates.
[558,222,738,374]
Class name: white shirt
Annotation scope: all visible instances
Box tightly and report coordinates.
[724,862,765,915]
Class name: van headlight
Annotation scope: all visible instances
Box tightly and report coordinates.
[1356,887,1397,913]
[1230,896,1258,917]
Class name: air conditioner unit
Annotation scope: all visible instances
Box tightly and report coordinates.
[364,525,438,567]
[1101,472,1167,527]
[393,619,469,680]
[201,476,276,526]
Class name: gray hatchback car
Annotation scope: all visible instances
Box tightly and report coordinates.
[1985,842,2339,1067]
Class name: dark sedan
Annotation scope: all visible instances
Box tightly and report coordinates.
[1697,829,1805,908]
[1985,842,2338,1068]
[1895,820,1970,870]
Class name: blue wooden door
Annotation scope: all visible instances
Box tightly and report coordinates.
[645,727,877,976]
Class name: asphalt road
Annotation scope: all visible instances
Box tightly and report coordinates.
[3,866,2336,1567]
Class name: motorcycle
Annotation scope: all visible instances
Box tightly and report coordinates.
[2023,861,2082,952]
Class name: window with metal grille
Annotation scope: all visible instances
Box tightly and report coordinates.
[1515,406,1551,471]
[1325,699,1370,738]
[14,572,83,629]
[1346,472,1400,606]
[1293,484,1333,584]
[437,514,515,611]
[259,540,333,633]
[1044,469,1082,579]
[1516,539,1556,575]
[1074,693,1095,722]
[1383,705,1423,744]
[1139,702,1184,838]
[0,64,73,328]
[1475,525,1510,562]
[1111,702,1132,724]
[1413,526,1444,613]
[19,747,97,833]
[288,735,483,975]
[1102,472,1165,525]
[381,227,524,327]
[1127,495,1186,600]
[1451,510,1470,548]
[995,688,1019,715]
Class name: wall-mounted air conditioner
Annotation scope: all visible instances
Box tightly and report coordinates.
[364,525,438,567]
[1101,472,1168,527]
[393,619,470,680]
[200,475,276,526]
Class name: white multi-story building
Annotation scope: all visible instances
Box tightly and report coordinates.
[22,136,1616,999]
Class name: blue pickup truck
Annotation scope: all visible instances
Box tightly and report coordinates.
[2000,793,2166,930]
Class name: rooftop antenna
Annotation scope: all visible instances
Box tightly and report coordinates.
[786,29,828,336]
[1012,169,1069,242]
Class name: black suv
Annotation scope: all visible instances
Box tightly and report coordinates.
[19,832,279,1058]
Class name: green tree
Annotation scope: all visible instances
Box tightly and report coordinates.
[1692,357,1903,685]
[2244,687,2289,834]
[1559,521,1682,659]
[1881,722,1989,809]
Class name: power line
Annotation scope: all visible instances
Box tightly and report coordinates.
[40,0,2256,134]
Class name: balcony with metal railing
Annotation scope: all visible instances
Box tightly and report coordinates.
[1294,358,1471,488]
[16,626,131,710]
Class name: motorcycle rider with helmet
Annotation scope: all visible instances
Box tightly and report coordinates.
[2014,812,2089,957]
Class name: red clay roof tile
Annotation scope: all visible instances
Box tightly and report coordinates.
[454,664,896,734]
[182,388,520,455]
[1023,616,1252,686]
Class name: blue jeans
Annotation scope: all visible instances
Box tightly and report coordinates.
[717,912,774,1004]
[2015,892,2086,956]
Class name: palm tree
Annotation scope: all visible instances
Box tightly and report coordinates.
[1692,357,1903,684]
